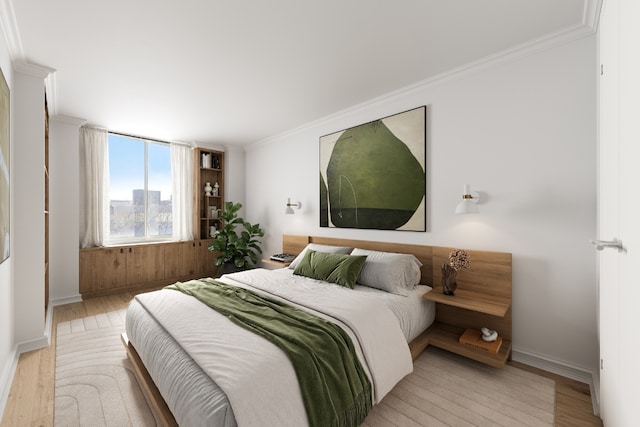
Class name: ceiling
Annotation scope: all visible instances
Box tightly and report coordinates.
[6,0,597,146]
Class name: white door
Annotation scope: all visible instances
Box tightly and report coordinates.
[616,0,640,423]
[597,0,640,425]
[597,0,620,423]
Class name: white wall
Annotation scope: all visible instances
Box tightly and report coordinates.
[0,23,14,416]
[12,65,49,348]
[222,145,246,209]
[245,36,598,376]
[49,116,84,303]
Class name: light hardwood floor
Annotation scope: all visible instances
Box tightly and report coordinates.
[1,289,603,427]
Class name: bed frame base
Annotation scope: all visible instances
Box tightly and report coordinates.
[122,331,432,427]
[121,333,178,427]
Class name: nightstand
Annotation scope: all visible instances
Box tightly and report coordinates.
[261,258,291,268]
[422,289,512,367]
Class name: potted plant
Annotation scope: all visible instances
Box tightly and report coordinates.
[208,201,265,275]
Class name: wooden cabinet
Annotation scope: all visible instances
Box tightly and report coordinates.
[164,241,196,279]
[194,149,224,240]
[80,241,218,298]
[164,239,218,278]
[80,247,127,295]
[126,244,165,286]
[193,239,219,276]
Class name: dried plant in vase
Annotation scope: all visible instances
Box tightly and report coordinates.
[441,249,470,295]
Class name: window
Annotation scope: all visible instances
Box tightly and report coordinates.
[108,134,172,242]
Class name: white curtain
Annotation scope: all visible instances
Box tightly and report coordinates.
[80,127,109,248]
[171,143,194,241]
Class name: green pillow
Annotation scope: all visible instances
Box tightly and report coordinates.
[293,250,367,289]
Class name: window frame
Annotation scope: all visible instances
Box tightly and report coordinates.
[107,132,173,245]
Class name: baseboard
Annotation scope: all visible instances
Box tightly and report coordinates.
[50,294,83,307]
[16,335,49,355]
[512,347,600,415]
[12,296,83,356]
[15,301,58,355]
[591,370,601,417]
[0,346,19,421]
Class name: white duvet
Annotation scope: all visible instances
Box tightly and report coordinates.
[132,268,414,427]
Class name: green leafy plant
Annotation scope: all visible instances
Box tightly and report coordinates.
[208,201,265,270]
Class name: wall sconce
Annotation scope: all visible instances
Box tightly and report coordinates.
[455,184,480,214]
[285,198,301,215]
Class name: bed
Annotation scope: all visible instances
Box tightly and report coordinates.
[122,235,506,426]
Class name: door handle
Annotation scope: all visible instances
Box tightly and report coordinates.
[590,238,624,252]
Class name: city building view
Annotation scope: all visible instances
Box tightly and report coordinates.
[110,189,172,238]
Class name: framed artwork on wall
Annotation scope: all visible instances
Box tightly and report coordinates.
[319,106,426,231]
[0,67,9,264]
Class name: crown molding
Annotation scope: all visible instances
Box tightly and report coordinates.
[13,60,59,116]
[584,0,604,32]
[13,59,55,78]
[0,0,24,61]
[45,73,58,115]
[1,0,59,114]
[50,114,86,127]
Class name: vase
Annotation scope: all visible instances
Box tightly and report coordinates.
[204,182,212,196]
[441,264,457,295]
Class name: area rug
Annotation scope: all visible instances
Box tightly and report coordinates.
[54,309,157,426]
[55,311,555,427]
[363,347,555,427]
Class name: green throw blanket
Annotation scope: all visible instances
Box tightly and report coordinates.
[166,278,372,427]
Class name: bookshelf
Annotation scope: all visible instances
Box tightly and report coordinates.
[193,149,224,240]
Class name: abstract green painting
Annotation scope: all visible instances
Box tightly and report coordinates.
[320,106,426,231]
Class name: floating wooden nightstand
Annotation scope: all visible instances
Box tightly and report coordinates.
[261,258,291,268]
[412,248,513,368]
[423,289,512,368]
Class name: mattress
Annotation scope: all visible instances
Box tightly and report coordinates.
[125,268,435,426]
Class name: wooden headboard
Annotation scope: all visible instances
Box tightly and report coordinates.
[282,234,512,300]
[283,234,513,359]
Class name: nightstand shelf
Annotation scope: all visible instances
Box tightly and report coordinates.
[427,323,512,368]
[261,258,291,268]
[423,289,511,317]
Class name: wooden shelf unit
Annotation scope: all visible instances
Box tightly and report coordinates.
[423,247,513,367]
[193,149,224,240]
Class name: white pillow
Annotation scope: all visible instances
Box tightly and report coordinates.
[288,243,353,269]
[351,248,423,296]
